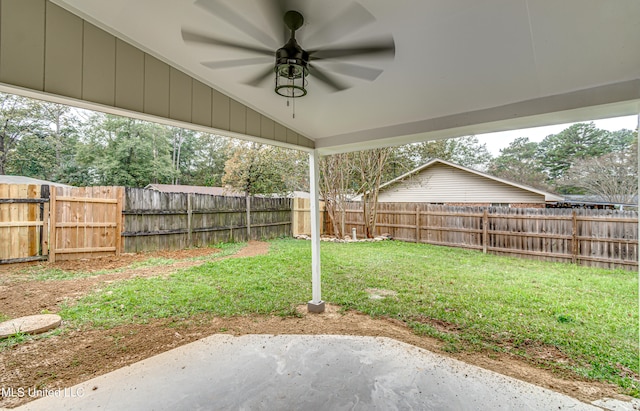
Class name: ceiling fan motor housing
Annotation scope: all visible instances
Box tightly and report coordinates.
[275,38,309,79]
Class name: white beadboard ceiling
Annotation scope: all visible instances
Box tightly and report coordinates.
[53,0,640,153]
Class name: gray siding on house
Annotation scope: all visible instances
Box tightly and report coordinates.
[377,163,545,203]
[0,0,314,149]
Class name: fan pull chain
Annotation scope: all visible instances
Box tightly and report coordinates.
[285,96,295,119]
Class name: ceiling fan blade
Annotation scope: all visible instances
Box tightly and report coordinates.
[244,66,275,87]
[201,57,273,70]
[309,64,348,92]
[194,0,278,49]
[316,62,384,81]
[182,29,274,56]
[258,0,296,44]
[304,2,376,46]
[309,38,395,60]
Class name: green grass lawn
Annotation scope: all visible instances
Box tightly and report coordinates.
[59,239,638,395]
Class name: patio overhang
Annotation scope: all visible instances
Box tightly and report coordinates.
[315,80,640,155]
[0,0,638,312]
[0,0,638,154]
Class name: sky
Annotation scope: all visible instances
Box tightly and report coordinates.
[475,115,639,156]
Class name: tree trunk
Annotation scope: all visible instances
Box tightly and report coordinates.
[175,140,182,185]
[358,148,390,238]
[172,129,184,185]
[0,120,8,175]
[324,198,342,239]
[0,133,5,175]
[54,109,61,165]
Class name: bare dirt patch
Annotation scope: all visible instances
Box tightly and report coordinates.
[0,242,269,319]
[413,315,461,334]
[0,242,630,408]
[365,288,398,300]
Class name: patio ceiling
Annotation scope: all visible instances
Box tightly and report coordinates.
[49,0,640,154]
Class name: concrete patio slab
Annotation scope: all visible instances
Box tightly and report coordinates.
[16,334,599,411]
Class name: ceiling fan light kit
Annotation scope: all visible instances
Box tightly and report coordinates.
[274,11,309,98]
[274,65,307,98]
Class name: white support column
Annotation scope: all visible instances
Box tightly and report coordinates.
[307,149,325,313]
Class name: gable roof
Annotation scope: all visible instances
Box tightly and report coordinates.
[0,175,73,188]
[379,159,564,202]
[144,184,244,197]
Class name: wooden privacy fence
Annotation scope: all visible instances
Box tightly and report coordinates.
[0,184,50,264]
[328,202,638,270]
[4,184,637,270]
[1,185,292,261]
[122,188,292,253]
[49,186,124,262]
[1,184,123,263]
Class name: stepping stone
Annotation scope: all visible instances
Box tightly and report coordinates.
[0,314,62,339]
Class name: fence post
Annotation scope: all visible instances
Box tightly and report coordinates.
[49,187,57,263]
[246,194,251,241]
[27,185,38,257]
[291,197,297,236]
[415,205,420,243]
[187,193,193,248]
[40,185,50,256]
[115,187,123,256]
[571,210,578,264]
[482,209,488,254]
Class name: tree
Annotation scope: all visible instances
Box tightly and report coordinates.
[0,93,46,175]
[222,143,307,196]
[355,148,392,238]
[0,93,84,180]
[40,103,78,169]
[223,142,308,239]
[381,145,417,182]
[320,148,392,239]
[560,137,638,204]
[408,136,492,170]
[319,153,354,239]
[77,114,175,186]
[167,127,203,185]
[537,122,612,180]
[187,134,232,187]
[6,134,56,179]
[487,137,551,191]
[607,129,637,152]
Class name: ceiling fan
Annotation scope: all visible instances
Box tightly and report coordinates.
[181,0,395,98]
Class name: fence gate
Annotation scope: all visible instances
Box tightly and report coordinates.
[292,197,325,236]
[49,186,123,262]
[0,184,49,264]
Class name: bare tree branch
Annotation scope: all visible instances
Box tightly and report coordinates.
[561,145,638,204]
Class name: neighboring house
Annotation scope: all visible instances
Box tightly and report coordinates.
[355,159,563,208]
[556,195,638,210]
[145,184,244,197]
[0,175,73,188]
